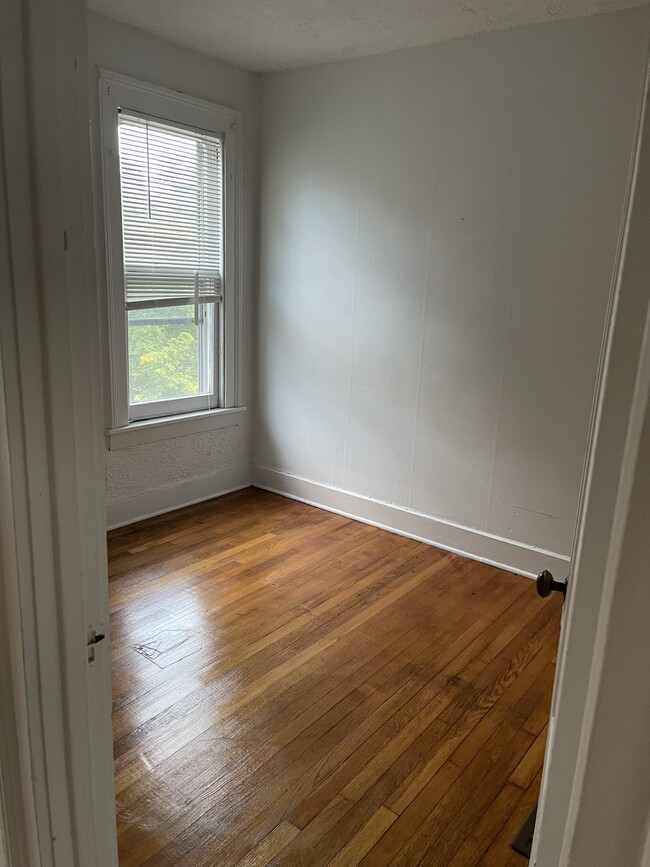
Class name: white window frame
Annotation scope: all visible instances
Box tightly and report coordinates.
[99,71,243,435]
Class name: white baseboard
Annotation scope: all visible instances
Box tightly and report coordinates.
[252,466,570,579]
[106,464,252,530]
[106,461,571,577]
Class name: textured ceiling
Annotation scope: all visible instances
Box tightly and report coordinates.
[87,0,649,72]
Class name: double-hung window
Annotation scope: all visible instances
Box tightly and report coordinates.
[99,72,241,436]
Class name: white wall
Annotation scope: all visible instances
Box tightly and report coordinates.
[87,13,259,523]
[255,8,650,573]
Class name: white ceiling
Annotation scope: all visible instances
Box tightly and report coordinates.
[87,0,648,72]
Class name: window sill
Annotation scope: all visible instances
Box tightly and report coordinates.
[106,406,246,450]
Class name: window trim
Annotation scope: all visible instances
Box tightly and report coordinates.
[99,70,243,430]
[106,405,247,450]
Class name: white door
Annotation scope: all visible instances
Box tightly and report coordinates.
[532,56,650,866]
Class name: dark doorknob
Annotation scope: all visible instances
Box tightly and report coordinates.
[536,569,567,599]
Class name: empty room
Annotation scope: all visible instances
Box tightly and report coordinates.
[2,1,650,866]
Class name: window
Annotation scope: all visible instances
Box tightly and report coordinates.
[100,72,242,436]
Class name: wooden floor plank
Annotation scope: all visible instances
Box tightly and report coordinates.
[109,488,561,867]
[234,820,300,867]
[444,782,524,867]
[379,717,534,866]
[477,771,543,866]
[319,805,397,867]
[509,723,549,790]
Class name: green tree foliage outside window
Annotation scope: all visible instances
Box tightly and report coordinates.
[128,306,201,403]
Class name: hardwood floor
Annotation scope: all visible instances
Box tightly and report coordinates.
[108,488,562,867]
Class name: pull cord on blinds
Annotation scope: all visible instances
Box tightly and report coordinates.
[117,110,224,311]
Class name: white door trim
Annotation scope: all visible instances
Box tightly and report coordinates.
[0,338,40,867]
[0,0,117,863]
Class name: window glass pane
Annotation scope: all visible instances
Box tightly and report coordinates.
[128,305,213,404]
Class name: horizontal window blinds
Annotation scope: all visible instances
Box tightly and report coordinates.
[118,112,223,309]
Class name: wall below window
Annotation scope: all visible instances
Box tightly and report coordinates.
[87,12,259,525]
[255,8,650,574]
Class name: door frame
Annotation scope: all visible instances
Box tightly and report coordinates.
[532,44,650,867]
[0,0,117,863]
